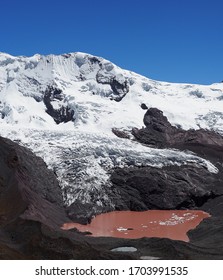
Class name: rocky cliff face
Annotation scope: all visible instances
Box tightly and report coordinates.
[0,135,76,227]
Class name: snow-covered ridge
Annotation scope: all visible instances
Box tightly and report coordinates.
[0,51,223,134]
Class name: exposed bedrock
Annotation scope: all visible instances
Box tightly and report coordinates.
[0,136,71,258]
[132,107,223,151]
[110,165,223,213]
[43,86,75,124]
[0,136,69,227]
[96,73,129,101]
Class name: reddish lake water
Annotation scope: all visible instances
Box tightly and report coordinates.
[61,210,210,242]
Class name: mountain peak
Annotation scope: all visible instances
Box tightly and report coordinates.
[0,51,222,134]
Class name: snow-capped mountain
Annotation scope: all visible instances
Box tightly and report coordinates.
[0,51,223,221]
[1,51,223,132]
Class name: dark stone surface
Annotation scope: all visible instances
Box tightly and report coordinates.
[112,128,131,139]
[141,103,148,110]
[0,136,67,227]
[110,165,222,212]
[96,73,129,101]
[132,107,223,149]
[110,78,129,101]
[43,86,75,124]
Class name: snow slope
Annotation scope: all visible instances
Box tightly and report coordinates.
[0,52,222,211]
[0,51,222,133]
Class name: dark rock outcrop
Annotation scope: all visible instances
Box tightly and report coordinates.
[110,165,222,212]
[0,136,70,226]
[112,128,131,139]
[96,74,129,101]
[0,136,77,258]
[132,107,223,149]
[110,78,129,101]
[43,86,75,124]
[141,103,148,110]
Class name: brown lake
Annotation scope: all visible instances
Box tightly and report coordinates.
[61,210,210,242]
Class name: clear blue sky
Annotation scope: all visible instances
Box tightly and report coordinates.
[1,0,223,84]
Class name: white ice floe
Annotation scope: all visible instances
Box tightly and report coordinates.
[111,247,137,252]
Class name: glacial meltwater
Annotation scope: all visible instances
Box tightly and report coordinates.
[61,210,210,242]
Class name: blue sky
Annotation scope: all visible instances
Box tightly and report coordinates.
[1,0,223,84]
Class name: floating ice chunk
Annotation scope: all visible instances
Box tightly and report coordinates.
[116,227,128,232]
[111,247,137,252]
